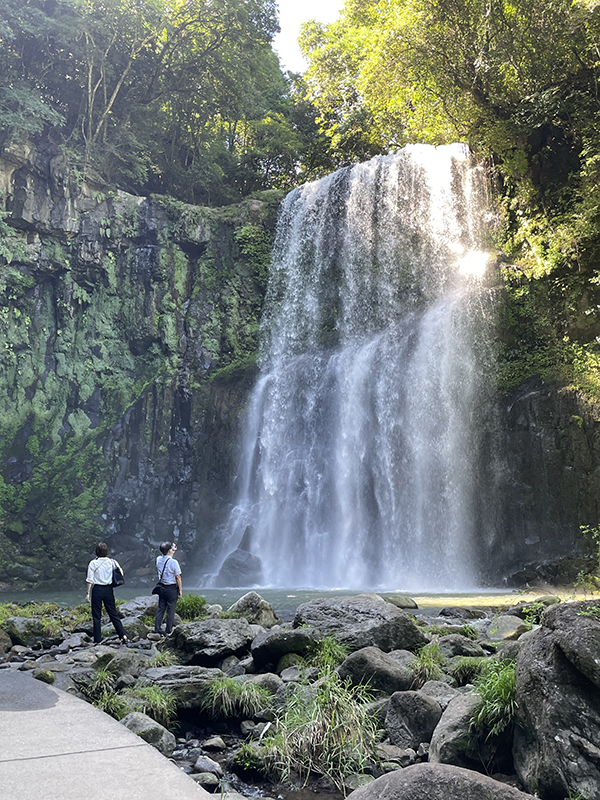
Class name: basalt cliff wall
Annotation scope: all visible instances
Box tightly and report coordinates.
[0,139,281,590]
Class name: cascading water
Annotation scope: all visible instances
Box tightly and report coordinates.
[216,143,497,591]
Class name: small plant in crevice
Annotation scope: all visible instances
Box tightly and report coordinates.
[148,649,180,667]
[202,676,273,719]
[467,658,517,774]
[576,602,600,621]
[410,642,445,688]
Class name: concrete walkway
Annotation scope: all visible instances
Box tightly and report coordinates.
[0,668,210,800]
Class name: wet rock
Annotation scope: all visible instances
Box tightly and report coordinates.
[293,595,427,653]
[347,763,536,800]
[227,591,281,628]
[385,690,442,749]
[514,599,600,800]
[419,680,460,710]
[428,692,481,767]
[141,665,223,708]
[251,626,322,667]
[486,616,529,641]
[338,646,413,694]
[193,755,223,776]
[169,618,255,666]
[120,711,176,756]
[436,635,486,659]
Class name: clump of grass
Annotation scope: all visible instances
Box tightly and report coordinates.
[202,676,273,719]
[265,668,378,791]
[130,685,178,728]
[410,642,445,687]
[305,635,349,669]
[176,593,207,621]
[94,690,130,720]
[148,649,180,667]
[470,659,517,738]
[448,656,487,685]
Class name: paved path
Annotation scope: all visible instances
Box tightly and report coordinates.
[0,668,210,800]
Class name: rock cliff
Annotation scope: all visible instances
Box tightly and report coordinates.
[0,138,282,589]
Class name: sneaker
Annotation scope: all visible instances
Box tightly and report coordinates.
[120,636,128,645]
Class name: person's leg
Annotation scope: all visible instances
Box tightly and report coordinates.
[164,585,179,634]
[103,586,126,639]
[154,589,167,633]
[90,585,102,643]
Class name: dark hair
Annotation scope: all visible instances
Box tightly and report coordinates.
[95,542,108,558]
[159,541,173,555]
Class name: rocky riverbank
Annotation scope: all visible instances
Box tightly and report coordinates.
[1,591,599,800]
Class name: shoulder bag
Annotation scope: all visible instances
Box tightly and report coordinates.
[151,557,171,596]
[111,559,125,588]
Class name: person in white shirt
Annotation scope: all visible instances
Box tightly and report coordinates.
[154,541,182,635]
[86,542,127,644]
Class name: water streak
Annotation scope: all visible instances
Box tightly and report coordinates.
[217,143,496,591]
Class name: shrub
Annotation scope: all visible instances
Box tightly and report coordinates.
[202,676,273,719]
[265,669,378,791]
[93,690,129,720]
[148,649,180,667]
[176,593,207,621]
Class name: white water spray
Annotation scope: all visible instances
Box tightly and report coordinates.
[217,144,496,591]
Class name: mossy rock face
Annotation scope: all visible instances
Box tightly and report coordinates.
[0,145,280,590]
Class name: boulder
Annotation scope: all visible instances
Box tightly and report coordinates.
[168,618,255,665]
[514,599,600,800]
[0,628,13,654]
[3,617,62,648]
[293,595,427,653]
[346,763,536,800]
[120,711,176,756]
[227,592,280,628]
[220,655,245,676]
[193,755,224,776]
[141,665,223,708]
[192,773,221,790]
[419,680,460,710]
[94,649,152,678]
[439,607,487,620]
[214,549,263,587]
[486,616,529,641]
[337,646,413,694]
[384,690,442,749]
[251,626,322,667]
[381,595,419,610]
[428,692,481,768]
[118,596,159,617]
[435,635,486,659]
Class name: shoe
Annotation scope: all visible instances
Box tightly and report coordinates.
[120,636,128,645]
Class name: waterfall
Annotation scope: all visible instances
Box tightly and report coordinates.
[217,143,497,591]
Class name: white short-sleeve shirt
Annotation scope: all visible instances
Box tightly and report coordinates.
[156,555,181,585]
[86,557,119,585]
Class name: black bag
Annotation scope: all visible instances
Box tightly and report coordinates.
[111,560,124,588]
[151,557,170,596]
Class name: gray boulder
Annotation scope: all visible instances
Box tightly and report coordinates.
[227,592,280,628]
[120,711,176,756]
[384,690,442,749]
[251,626,322,667]
[419,680,460,710]
[3,617,62,648]
[514,599,600,800]
[193,755,224,776]
[141,665,224,708]
[337,646,413,694]
[436,635,486,659]
[293,595,427,653]
[347,763,536,800]
[169,618,255,665]
[0,628,13,653]
[214,549,263,587]
[486,615,529,641]
[428,692,481,767]
[118,596,158,617]
[94,649,152,678]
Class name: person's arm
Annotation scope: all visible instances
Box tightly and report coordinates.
[86,581,93,603]
[176,574,182,598]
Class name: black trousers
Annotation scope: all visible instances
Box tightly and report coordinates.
[91,584,125,643]
[154,584,179,634]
